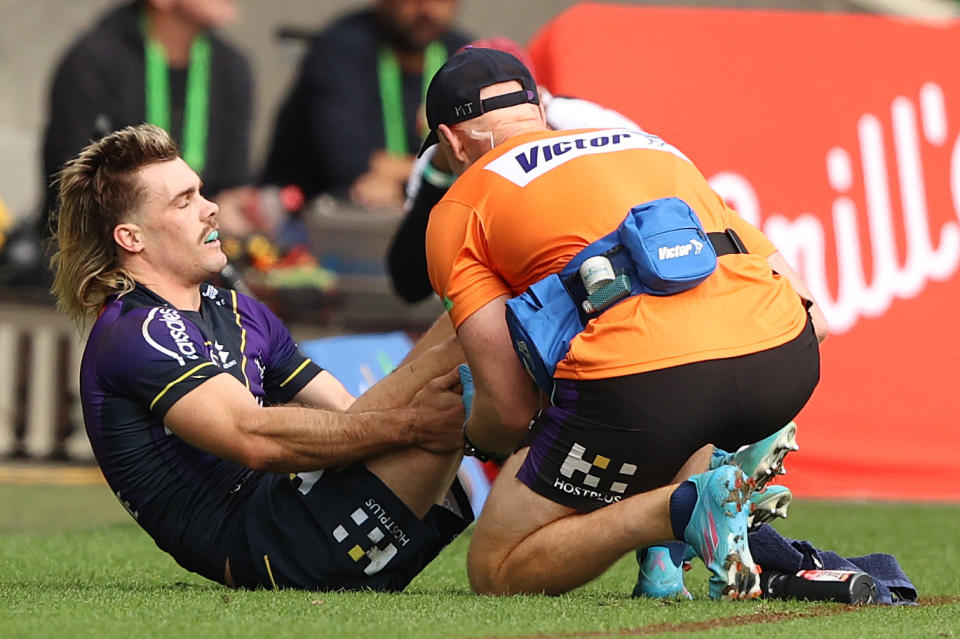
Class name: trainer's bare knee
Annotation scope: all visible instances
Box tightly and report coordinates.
[466,539,506,595]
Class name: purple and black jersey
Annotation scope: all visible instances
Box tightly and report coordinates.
[80,283,322,582]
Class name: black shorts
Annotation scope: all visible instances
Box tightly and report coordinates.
[225,462,473,591]
[516,317,820,512]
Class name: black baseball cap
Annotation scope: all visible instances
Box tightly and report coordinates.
[418,47,539,157]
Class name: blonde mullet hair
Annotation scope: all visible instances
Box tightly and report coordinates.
[50,124,178,327]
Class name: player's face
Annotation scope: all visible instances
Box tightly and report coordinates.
[133,157,227,286]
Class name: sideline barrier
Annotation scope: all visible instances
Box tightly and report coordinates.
[300,332,491,515]
[0,302,90,460]
[529,4,960,501]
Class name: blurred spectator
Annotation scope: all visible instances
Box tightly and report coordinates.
[387,37,642,303]
[39,0,254,240]
[261,0,470,210]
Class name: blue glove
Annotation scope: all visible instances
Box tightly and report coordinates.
[458,363,474,419]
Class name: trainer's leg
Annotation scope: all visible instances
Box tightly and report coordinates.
[468,449,676,595]
[346,316,467,518]
[632,443,713,598]
[670,443,712,482]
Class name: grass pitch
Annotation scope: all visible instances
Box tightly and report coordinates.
[1,481,958,638]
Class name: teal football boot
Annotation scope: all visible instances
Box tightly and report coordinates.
[711,422,798,489]
[682,465,761,600]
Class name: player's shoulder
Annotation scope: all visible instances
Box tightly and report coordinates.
[199,283,276,321]
[91,287,208,368]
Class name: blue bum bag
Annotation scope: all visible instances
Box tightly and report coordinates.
[505,197,747,391]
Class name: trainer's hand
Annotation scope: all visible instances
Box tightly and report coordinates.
[408,366,466,454]
[808,302,828,344]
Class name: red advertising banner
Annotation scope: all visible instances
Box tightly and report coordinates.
[529,4,960,501]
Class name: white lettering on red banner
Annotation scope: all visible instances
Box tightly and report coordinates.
[710,82,960,334]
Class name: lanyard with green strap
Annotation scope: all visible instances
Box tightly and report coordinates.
[143,20,211,173]
[377,41,447,155]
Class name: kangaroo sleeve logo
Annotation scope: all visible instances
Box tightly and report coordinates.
[210,340,237,369]
[142,307,200,365]
[331,499,410,575]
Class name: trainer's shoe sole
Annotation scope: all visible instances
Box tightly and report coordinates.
[712,422,799,490]
[683,466,762,601]
[747,485,792,530]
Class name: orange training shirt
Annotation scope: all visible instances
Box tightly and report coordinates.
[426,128,808,380]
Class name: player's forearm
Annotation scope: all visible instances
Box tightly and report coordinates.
[239,405,419,472]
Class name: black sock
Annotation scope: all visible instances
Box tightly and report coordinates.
[665,541,689,566]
